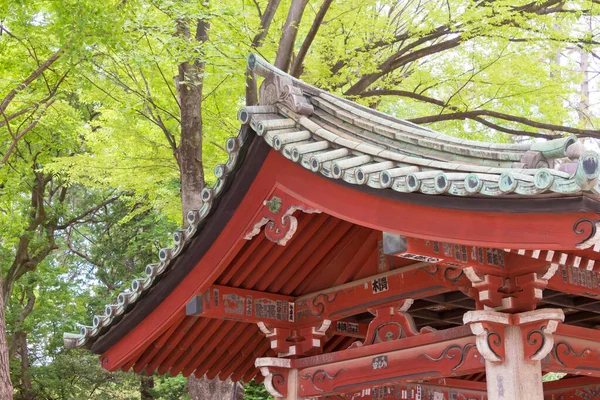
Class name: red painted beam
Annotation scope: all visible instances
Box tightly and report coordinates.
[543,325,600,377]
[341,380,488,400]
[186,285,295,326]
[548,264,600,300]
[294,326,482,397]
[294,263,465,327]
[396,237,551,277]
[268,151,598,250]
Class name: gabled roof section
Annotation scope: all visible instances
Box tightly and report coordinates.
[240,53,600,197]
[64,53,600,354]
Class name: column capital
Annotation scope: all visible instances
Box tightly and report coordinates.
[463,308,564,363]
[256,357,291,398]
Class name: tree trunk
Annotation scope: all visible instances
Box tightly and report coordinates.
[174,11,246,400]
[274,0,309,72]
[176,18,208,215]
[188,376,243,400]
[140,375,154,400]
[289,0,333,78]
[13,332,32,400]
[0,276,14,399]
[246,0,282,105]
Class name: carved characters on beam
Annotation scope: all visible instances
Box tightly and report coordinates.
[397,237,560,311]
[244,189,321,246]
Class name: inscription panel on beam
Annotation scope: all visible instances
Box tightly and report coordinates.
[396,237,552,277]
[343,382,488,400]
[186,285,295,326]
[550,264,600,299]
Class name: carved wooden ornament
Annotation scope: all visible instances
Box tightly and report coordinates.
[245,189,321,246]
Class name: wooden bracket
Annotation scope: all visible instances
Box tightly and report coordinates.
[463,310,508,362]
[354,299,434,348]
[514,309,563,362]
[258,320,331,357]
[464,264,558,312]
[244,189,320,246]
[256,357,291,398]
[464,308,564,364]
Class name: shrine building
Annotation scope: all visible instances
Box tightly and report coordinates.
[66,54,600,400]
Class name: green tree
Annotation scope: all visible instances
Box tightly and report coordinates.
[3,1,600,399]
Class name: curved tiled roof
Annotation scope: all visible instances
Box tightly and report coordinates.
[65,53,600,352]
[240,54,600,197]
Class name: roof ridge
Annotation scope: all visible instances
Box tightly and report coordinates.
[247,53,576,155]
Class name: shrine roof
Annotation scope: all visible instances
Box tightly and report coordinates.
[241,54,600,198]
[64,54,600,378]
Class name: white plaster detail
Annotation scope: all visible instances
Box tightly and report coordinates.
[464,310,511,363]
[258,322,274,335]
[259,367,284,398]
[516,309,564,325]
[314,319,331,334]
[468,322,504,362]
[398,298,414,312]
[463,267,484,284]
[540,264,559,280]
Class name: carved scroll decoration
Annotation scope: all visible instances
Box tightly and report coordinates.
[464,309,564,364]
[255,357,291,398]
[356,299,435,348]
[516,310,563,362]
[299,369,346,393]
[552,341,592,367]
[244,190,321,246]
[421,343,477,372]
[260,369,287,398]
[574,218,600,249]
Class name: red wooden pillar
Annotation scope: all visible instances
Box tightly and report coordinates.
[464,309,564,400]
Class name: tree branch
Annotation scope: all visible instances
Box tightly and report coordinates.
[55,195,120,230]
[246,0,282,105]
[290,0,334,78]
[1,98,56,164]
[409,110,600,138]
[274,0,309,72]
[0,48,64,116]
